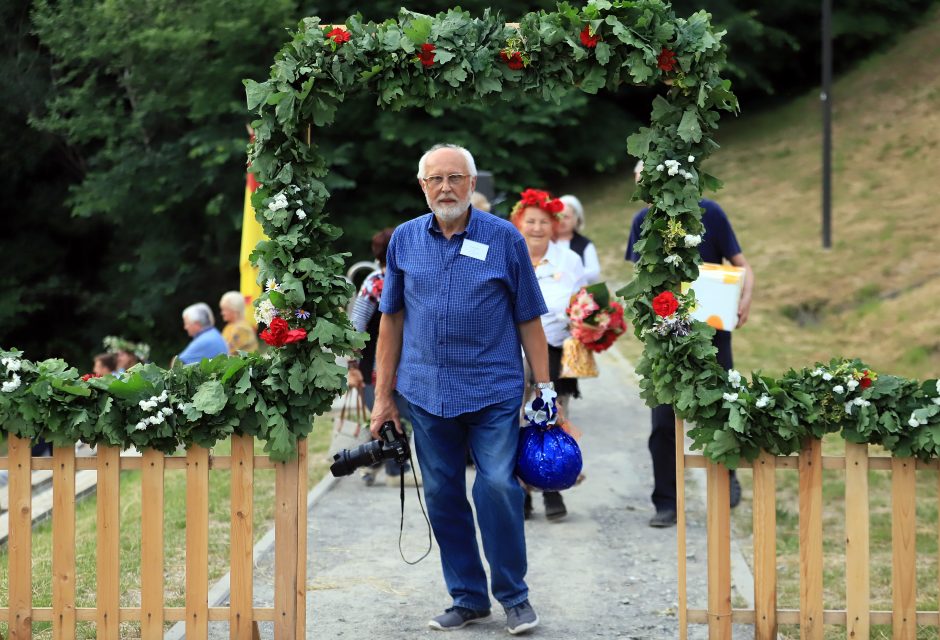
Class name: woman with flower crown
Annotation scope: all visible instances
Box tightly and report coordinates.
[510,188,586,521]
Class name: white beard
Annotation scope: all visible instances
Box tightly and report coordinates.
[427,193,471,223]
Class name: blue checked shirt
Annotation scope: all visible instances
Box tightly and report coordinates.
[379,208,547,417]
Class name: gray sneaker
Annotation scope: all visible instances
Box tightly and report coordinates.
[505,600,539,635]
[428,606,492,631]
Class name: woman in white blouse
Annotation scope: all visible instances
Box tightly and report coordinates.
[556,194,601,285]
[511,188,586,522]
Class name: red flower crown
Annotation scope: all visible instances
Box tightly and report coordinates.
[510,188,564,220]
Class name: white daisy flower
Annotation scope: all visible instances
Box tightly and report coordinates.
[722,392,738,403]
[264,278,282,293]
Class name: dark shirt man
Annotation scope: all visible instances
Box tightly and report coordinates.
[627,163,754,528]
[371,144,551,634]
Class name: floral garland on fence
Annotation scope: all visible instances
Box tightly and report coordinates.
[2,1,936,464]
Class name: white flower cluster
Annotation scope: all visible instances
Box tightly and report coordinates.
[135,390,173,431]
[756,394,771,409]
[254,299,278,325]
[727,369,743,389]
[664,254,682,266]
[722,392,739,403]
[2,357,22,392]
[684,234,702,248]
[296,208,307,220]
[656,159,695,181]
[844,397,871,415]
[268,192,289,212]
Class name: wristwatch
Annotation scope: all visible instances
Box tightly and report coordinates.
[535,381,555,392]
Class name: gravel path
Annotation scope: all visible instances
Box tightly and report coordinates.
[205,348,751,639]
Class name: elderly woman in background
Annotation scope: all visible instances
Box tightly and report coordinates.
[555,194,601,285]
[511,188,586,522]
[219,291,259,355]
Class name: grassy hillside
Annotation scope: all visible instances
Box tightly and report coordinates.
[580,4,940,382]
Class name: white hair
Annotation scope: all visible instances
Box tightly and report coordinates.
[182,302,214,328]
[560,194,585,230]
[417,143,478,180]
[219,291,246,318]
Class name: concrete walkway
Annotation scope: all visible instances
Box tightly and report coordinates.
[207,348,751,639]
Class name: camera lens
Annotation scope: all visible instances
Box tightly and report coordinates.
[329,439,384,477]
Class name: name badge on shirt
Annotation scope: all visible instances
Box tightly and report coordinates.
[459,239,489,261]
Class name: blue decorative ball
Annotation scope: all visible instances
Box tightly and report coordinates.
[515,425,583,491]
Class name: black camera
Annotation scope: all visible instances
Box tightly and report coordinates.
[330,421,410,477]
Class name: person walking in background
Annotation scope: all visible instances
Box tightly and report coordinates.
[511,188,585,522]
[347,228,412,485]
[219,291,259,355]
[92,352,117,377]
[371,143,550,635]
[176,302,228,365]
[627,160,755,528]
[556,194,601,284]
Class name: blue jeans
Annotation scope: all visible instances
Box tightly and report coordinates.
[408,397,528,611]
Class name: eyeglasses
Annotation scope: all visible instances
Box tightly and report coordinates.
[422,174,469,189]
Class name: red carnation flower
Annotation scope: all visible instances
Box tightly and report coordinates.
[326,27,351,44]
[657,47,677,72]
[260,316,308,348]
[580,25,600,48]
[81,373,101,382]
[860,370,873,389]
[500,50,525,70]
[652,291,679,317]
[417,43,436,67]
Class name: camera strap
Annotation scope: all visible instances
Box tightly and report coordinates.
[398,457,432,565]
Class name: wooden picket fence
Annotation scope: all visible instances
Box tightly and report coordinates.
[675,419,940,639]
[0,433,307,639]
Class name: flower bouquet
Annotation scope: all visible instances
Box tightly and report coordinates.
[562,283,627,378]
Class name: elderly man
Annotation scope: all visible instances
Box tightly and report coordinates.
[177,302,228,365]
[371,143,551,635]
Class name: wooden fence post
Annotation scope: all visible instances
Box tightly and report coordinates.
[752,450,777,639]
[706,459,732,639]
[230,435,255,640]
[892,457,916,638]
[274,455,300,640]
[186,445,210,640]
[845,442,869,640]
[296,439,309,639]
[52,446,76,640]
[140,448,165,640]
[8,435,32,640]
[799,438,823,640]
[675,418,688,640]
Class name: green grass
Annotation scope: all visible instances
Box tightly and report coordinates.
[559,5,940,638]
[0,417,333,639]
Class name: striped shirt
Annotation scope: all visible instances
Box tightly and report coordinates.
[380,208,547,417]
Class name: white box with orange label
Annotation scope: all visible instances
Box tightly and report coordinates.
[683,263,746,332]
